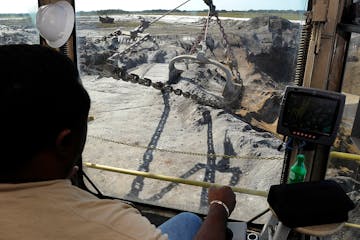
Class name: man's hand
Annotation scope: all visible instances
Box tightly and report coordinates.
[195,186,236,240]
[208,186,236,215]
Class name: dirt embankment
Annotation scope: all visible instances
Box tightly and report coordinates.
[78,16,300,133]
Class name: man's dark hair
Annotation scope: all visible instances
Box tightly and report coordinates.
[0,44,90,175]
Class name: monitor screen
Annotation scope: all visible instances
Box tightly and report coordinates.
[282,92,339,135]
[277,86,346,145]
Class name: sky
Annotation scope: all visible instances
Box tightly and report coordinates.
[0,0,308,14]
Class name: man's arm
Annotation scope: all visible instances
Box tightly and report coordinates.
[194,186,236,240]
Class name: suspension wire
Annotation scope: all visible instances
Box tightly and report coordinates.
[88,135,283,161]
[203,9,211,44]
[81,168,104,197]
[95,0,192,45]
[149,0,192,26]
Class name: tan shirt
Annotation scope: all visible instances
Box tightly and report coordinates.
[0,180,168,240]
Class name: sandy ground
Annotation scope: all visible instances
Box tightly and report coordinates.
[81,64,284,221]
[73,15,286,222]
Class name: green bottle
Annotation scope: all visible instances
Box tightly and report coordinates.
[288,154,307,183]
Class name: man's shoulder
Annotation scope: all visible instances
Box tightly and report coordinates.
[57,181,168,240]
[0,179,167,240]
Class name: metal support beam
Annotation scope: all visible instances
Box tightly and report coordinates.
[290,0,353,182]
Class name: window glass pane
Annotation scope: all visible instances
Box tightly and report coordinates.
[0,1,39,45]
[342,33,360,96]
[77,0,307,221]
[326,33,360,238]
[328,32,360,176]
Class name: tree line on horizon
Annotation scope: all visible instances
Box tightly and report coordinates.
[0,9,306,20]
[76,9,305,16]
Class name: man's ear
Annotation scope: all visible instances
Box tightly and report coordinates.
[55,129,79,179]
[55,129,72,153]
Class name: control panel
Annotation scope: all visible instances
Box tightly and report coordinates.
[277,86,345,145]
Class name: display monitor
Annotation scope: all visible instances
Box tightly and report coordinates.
[277,86,345,145]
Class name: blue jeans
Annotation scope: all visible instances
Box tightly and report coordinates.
[158,212,202,240]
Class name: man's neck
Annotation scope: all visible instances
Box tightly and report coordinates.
[1,151,69,183]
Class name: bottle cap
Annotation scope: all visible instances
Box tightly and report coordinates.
[297,154,305,162]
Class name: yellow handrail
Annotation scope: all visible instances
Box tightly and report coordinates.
[344,222,360,230]
[84,162,268,197]
[329,151,360,162]
[84,162,360,230]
